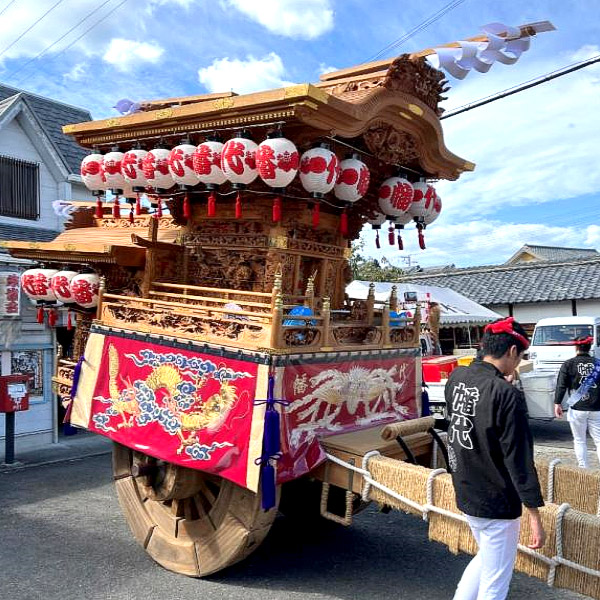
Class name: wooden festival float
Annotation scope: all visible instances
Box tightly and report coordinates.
[8,19,600,600]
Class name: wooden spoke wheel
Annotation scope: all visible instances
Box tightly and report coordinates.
[113,442,278,577]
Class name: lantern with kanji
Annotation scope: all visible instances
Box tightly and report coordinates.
[103,146,125,193]
[299,143,340,228]
[21,267,58,324]
[143,146,174,192]
[193,137,227,217]
[81,151,107,218]
[256,132,299,223]
[334,153,370,237]
[169,139,199,221]
[51,269,78,329]
[221,133,258,219]
[367,212,386,249]
[378,176,414,248]
[122,146,148,219]
[409,181,437,250]
[70,272,101,309]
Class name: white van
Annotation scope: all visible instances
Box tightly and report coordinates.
[529,316,600,371]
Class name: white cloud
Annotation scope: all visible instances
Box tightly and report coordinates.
[198,52,295,94]
[318,62,338,75]
[63,62,87,82]
[103,38,164,72]
[225,0,333,39]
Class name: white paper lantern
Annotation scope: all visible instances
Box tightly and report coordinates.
[424,192,442,225]
[256,136,299,188]
[80,153,106,192]
[299,146,340,196]
[221,137,258,185]
[334,156,370,203]
[168,143,200,187]
[50,270,78,304]
[121,148,148,190]
[103,148,125,191]
[409,182,436,221]
[70,273,101,309]
[193,140,227,186]
[367,212,386,227]
[378,177,414,217]
[21,268,58,302]
[143,147,174,190]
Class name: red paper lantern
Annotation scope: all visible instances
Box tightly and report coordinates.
[299,145,340,196]
[80,152,106,192]
[142,147,174,191]
[70,272,100,309]
[334,155,370,203]
[193,140,227,186]
[168,142,199,187]
[21,268,58,302]
[103,147,125,192]
[121,148,148,191]
[221,135,258,186]
[50,270,78,304]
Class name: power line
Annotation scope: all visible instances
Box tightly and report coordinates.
[0,0,17,18]
[0,0,65,59]
[369,0,467,62]
[441,54,600,120]
[14,0,129,86]
[5,0,114,81]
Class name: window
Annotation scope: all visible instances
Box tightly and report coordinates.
[532,324,593,346]
[0,155,39,220]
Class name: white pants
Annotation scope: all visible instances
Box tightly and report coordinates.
[453,515,521,600]
[567,409,600,468]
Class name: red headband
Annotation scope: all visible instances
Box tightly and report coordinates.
[575,336,594,346]
[484,317,530,350]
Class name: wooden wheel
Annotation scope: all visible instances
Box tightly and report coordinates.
[113,442,278,577]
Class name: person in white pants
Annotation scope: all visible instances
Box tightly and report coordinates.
[555,336,600,468]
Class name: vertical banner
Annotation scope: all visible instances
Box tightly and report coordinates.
[0,272,21,317]
[278,352,418,482]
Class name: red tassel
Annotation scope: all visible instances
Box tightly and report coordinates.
[67,310,73,331]
[375,230,380,249]
[235,192,242,219]
[135,193,141,216]
[417,225,426,250]
[95,197,103,219]
[112,198,121,219]
[272,196,282,222]
[398,234,404,250]
[48,309,57,327]
[183,193,191,220]
[388,225,395,246]
[312,202,320,229]
[37,306,44,324]
[129,206,134,224]
[340,209,348,237]
[157,201,163,218]
[208,191,216,217]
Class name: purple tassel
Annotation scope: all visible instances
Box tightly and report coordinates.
[70,355,85,399]
[261,463,277,511]
[263,409,281,461]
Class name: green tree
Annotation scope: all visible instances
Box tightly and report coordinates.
[349,240,405,282]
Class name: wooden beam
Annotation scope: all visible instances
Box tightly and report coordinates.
[131,233,180,251]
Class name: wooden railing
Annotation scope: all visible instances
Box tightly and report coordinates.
[52,358,76,404]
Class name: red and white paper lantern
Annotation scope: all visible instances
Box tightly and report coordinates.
[193,139,227,218]
[424,192,442,226]
[50,270,78,304]
[367,212,386,249]
[121,148,148,191]
[378,177,414,248]
[334,154,370,237]
[142,147,174,191]
[70,272,100,309]
[21,268,58,323]
[221,135,258,219]
[409,181,437,250]
[80,153,106,192]
[256,134,299,223]
[168,142,199,187]
[299,144,340,228]
[102,148,125,192]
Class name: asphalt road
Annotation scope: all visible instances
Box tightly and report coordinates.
[0,449,586,600]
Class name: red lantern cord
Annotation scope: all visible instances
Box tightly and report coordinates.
[398,235,404,251]
[388,225,395,246]
[272,196,282,223]
[95,197,103,219]
[37,306,44,324]
[417,224,426,250]
[129,205,134,224]
[112,197,121,219]
[312,202,320,229]
[67,310,73,331]
[135,193,141,216]
[156,200,163,219]
[183,193,191,220]
[375,230,380,249]
[235,192,242,219]
[208,191,216,217]
[340,209,348,237]
[48,309,57,327]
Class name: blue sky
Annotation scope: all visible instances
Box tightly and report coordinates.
[0,0,598,268]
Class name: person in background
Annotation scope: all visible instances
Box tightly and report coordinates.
[447,317,545,600]
[554,335,600,468]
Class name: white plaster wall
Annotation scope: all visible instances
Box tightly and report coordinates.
[0,118,62,231]
[574,300,600,317]
[71,181,95,203]
[490,304,510,317]
[512,302,573,324]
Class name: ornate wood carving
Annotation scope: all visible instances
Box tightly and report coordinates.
[363,124,419,165]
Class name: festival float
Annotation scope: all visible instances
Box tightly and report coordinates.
[7,19,600,600]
